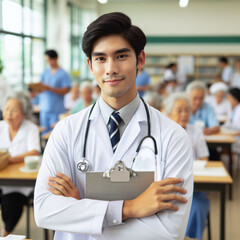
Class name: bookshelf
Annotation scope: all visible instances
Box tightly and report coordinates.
[144,53,240,84]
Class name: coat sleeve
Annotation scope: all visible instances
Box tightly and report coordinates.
[34,119,123,235]
[99,129,193,240]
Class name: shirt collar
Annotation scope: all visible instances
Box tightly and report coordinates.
[99,93,140,126]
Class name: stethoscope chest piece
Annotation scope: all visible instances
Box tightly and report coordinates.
[77,158,91,173]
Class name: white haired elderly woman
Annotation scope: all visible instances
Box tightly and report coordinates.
[205,82,232,122]
[165,92,209,240]
[69,81,95,114]
[0,91,40,236]
[186,80,220,135]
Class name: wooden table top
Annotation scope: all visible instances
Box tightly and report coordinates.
[0,161,232,186]
[194,161,233,184]
[204,132,236,143]
[0,163,38,180]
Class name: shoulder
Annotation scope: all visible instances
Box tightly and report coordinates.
[0,120,7,130]
[202,102,214,111]
[149,105,188,140]
[22,119,39,132]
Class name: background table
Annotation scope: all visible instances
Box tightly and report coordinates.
[194,161,233,240]
[205,132,236,199]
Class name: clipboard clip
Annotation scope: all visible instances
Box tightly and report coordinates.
[103,161,138,182]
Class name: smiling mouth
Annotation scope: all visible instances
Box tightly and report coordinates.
[104,77,124,85]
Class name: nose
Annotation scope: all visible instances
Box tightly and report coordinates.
[105,58,119,76]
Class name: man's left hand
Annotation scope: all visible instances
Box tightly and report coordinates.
[48,172,80,200]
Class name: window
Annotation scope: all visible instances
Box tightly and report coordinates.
[69,3,96,81]
[0,0,46,89]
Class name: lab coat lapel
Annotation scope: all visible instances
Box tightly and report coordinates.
[113,101,147,163]
[89,100,113,160]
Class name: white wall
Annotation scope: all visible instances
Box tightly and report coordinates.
[97,0,240,54]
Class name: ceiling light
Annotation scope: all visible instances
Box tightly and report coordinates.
[98,0,108,4]
[179,0,189,8]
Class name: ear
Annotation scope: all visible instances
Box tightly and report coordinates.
[137,50,145,71]
[87,58,94,74]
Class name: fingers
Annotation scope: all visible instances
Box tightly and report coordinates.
[48,179,69,196]
[160,193,188,204]
[158,178,184,187]
[56,172,75,189]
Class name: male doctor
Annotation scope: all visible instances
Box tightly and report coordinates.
[34,12,193,240]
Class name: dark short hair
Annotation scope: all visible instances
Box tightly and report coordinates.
[229,87,240,102]
[45,50,58,59]
[219,57,228,64]
[82,12,146,60]
[166,63,177,69]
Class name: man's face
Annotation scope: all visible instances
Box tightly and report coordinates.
[87,35,145,104]
[189,89,205,112]
[45,55,58,68]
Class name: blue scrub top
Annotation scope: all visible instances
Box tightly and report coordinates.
[39,68,71,113]
[189,102,219,128]
[136,71,150,97]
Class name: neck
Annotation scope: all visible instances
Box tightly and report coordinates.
[51,64,60,71]
[102,91,137,110]
[84,99,92,107]
[9,121,22,140]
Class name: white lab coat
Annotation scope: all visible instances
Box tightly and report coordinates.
[34,99,193,240]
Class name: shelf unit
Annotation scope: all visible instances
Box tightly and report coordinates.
[144,53,240,84]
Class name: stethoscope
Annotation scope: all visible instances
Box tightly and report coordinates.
[77,98,158,173]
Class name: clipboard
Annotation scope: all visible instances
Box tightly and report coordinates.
[86,161,154,201]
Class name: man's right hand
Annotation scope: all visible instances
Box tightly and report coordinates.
[122,178,187,221]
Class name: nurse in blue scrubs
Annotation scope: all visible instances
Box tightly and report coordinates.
[38,50,71,134]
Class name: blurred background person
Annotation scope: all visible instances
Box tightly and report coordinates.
[69,81,95,114]
[0,91,40,237]
[143,91,163,111]
[163,65,177,95]
[0,60,12,120]
[224,88,240,156]
[164,92,209,240]
[136,68,150,97]
[186,80,220,135]
[219,57,233,85]
[92,80,101,99]
[64,82,80,111]
[232,59,240,88]
[205,82,232,122]
[32,50,71,135]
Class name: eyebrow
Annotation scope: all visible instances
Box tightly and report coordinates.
[92,48,131,57]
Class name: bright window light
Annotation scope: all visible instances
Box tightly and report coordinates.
[98,0,108,4]
[179,0,189,8]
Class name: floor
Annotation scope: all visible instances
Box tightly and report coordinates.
[0,161,239,240]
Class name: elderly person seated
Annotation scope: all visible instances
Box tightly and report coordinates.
[0,91,41,237]
[69,81,95,114]
[143,91,163,111]
[186,80,220,135]
[164,92,209,240]
[223,88,240,154]
[64,82,80,111]
[205,82,232,122]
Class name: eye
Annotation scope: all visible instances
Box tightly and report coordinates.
[117,54,128,60]
[95,57,105,62]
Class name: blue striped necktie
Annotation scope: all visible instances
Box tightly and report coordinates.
[109,112,122,153]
